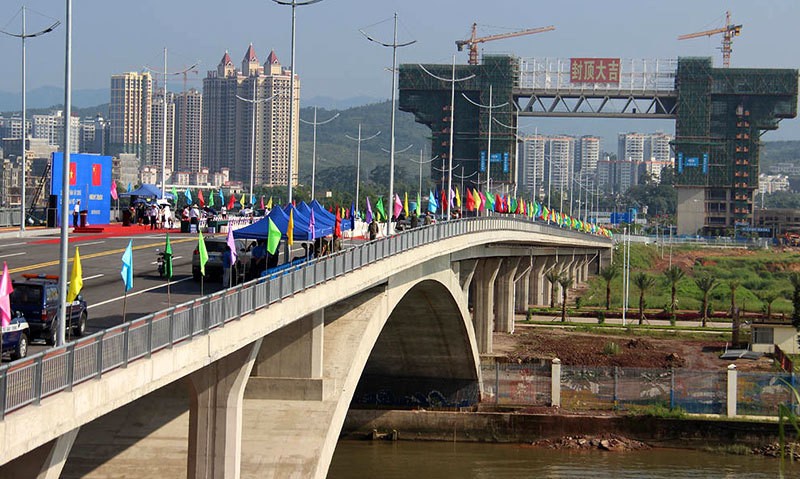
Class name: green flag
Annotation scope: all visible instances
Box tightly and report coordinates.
[198,230,209,276]
[171,185,179,205]
[375,197,386,221]
[267,218,281,255]
[164,233,173,279]
[208,189,215,207]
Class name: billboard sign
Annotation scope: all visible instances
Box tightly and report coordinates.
[570,58,621,84]
[51,153,112,226]
[480,151,510,173]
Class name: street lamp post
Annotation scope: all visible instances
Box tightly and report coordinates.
[454,165,477,205]
[409,149,437,211]
[56,0,72,347]
[300,106,338,200]
[236,82,276,205]
[419,57,474,220]
[345,124,380,213]
[462,85,507,199]
[361,13,415,234]
[1,6,60,232]
[272,0,324,204]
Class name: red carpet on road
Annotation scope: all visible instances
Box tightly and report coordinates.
[31,224,179,245]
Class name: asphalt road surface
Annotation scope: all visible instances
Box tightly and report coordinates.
[0,230,329,358]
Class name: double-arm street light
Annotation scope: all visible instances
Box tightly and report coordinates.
[345,125,380,213]
[361,13,415,234]
[300,106,338,199]
[409,149,437,211]
[272,0,325,204]
[462,85,508,198]
[236,82,277,205]
[1,6,60,232]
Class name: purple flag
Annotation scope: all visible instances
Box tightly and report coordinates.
[226,225,238,266]
[309,208,316,241]
[365,197,373,223]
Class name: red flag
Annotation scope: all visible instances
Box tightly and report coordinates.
[227,194,236,210]
[466,188,475,212]
[440,189,447,212]
[259,196,265,209]
[197,189,205,207]
[334,207,342,237]
[494,194,502,212]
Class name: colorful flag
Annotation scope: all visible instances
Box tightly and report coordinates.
[287,209,295,247]
[209,190,215,207]
[366,197,373,223]
[67,247,83,303]
[197,189,205,208]
[266,218,281,255]
[375,197,386,221]
[259,196,265,209]
[455,188,461,208]
[393,194,403,219]
[171,185,179,204]
[250,194,255,206]
[403,192,409,217]
[121,240,134,292]
[164,234,173,279]
[225,227,237,268]
[334,207,342,237]
[127,182,132,193]
[239,194,245,209]
[309,208,316,240]
[349,202,356,231]
[474,189,482,211]
[185,188,193,205]
[219,189,225,205]
[427,190,437,213]
[110,180,118,201]
[227,194,236,210]
[266,196,273,209]
[0,262,13,328]
[484,193,494,211]
[197,231,208,276]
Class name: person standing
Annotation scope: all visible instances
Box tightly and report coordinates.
[410,211,419,229]
[368,219,379,241]
[73,200,81,227]
[222,245,232,287]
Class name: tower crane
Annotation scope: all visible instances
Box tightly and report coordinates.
[678,11,742,68]
[456,23,555,65]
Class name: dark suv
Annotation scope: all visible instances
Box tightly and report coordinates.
[10,275,88,345]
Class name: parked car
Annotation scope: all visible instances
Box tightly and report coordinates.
[2,312,30,360]
[192,237,252,282]
[10,274,88,345]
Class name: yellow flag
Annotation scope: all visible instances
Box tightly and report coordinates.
[403,192,409,216]
[266,196,273,209]
[67,247,83,303]
[239,194,245,208]
[455,187,461,208]
[287,209,294,247]
[473,188,482,211]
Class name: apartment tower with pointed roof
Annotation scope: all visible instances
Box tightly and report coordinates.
[202,44,299,188]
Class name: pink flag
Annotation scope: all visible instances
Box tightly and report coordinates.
[393,193,403,218]
[0,261,13,328]
[110,179,118,201]
[226,225,238,266]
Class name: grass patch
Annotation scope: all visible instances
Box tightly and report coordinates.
[627,403,686,419]
[602,341,621,355]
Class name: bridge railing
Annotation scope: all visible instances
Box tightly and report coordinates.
[0,216,608,419]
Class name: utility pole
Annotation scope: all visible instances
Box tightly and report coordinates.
[236,82,275,205]
[56,0,72,347]
[299,106,338,199]
[345,124,380,214]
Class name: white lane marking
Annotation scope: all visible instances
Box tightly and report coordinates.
[88,277,193,309]
[1,242,27,247]
[78,241,106,247]
[0,252,26,258]
[150,255,183,265]
[68,274,104,285]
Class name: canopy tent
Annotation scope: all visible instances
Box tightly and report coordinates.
[283,203,333,239]
[308,200,352,231]
[233,207,290,240]
[120,184,174,199]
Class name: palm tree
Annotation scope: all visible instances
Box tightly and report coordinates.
[757,290,779,320]
[558,275,574,322]
[791,272,800,329]
[599,265,619,311]
[695,275,718,327]
[633,272,656,325]
[729,280,742,346]
[663,265,685,321]
[545,268,563,309]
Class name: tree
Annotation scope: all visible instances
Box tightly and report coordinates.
[558,275,574,322]
[695,275,718,327]
[663,265,685,320]
[633,272,656,325]
[757,290,779,320]
[729,280,742,345]
[545,268,563,309]
[791,273,800,329]
[599,265,619,311]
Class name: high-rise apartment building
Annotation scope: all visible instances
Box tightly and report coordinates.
[576,136,600,176]
[31,111,80,153]
[546,136,576,199]
[150,89,175,174]
[520,135,546,197]
[175,88,203,173]
[202,45,299,188]
[109,71,153,163]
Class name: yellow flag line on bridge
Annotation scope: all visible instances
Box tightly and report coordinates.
[7,237,195,274]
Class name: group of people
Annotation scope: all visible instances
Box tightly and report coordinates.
[127,202,174,229]
[367,211,433,241]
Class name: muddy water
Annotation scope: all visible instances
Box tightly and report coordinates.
[328,440,798,478]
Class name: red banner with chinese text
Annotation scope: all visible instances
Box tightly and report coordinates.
[570,58,620,84]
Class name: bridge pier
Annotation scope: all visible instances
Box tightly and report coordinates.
[473,258,502,354]
[494,258,521,333]
[187,340,262,479]
[458,259,478,298]
[514,257,532,314]
[0,427,79,479]
[529,256,548,307]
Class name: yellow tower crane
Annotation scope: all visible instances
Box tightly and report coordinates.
[678,11,742,68]
[456,23,555,66]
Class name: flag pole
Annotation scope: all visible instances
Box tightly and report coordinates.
[167,275,171,307]
[122,290,127,323]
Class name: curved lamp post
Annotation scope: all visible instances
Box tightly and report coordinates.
[299,106,338,199]
[236,84,277,204]
[345,125,380,213]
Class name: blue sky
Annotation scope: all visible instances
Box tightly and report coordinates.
[2,0,799,141]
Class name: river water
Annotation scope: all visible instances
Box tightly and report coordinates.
[328,441,799,478]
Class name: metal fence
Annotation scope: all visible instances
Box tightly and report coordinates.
[0,215,608,420]
[482,362,795,417]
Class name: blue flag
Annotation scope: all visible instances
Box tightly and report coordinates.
[185,188,192,204]
[121,240,133,292]
[428,190,438,213]
[349,202,356,231]
[127,182,132,193]
[219,189,225,205]
[250,193,255,206]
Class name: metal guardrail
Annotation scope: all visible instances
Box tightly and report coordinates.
[0,216,609,419]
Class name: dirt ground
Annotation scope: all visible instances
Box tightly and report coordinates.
[493,327,778,372]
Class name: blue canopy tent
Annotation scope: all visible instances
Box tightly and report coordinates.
[120,183,174,199]
[233,206,290,240]
[308,200,352,231]
[283,203,332,239]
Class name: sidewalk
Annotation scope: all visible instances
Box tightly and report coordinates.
[0,223,179,243]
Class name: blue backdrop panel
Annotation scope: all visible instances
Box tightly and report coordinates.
[50,153,112,226]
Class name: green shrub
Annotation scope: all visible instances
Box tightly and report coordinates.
[575,297,583,310]
[597,311,606,324]
[603,341,621,355]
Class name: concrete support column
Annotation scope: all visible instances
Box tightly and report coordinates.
[514,257,532,314]
[253,310,324,379]
[187,340,262,479]
[0,428,79,479]
[582,257,590,283]
[557,257,575,305]
[458,259,478,298]
[473,258,502,354]
[494,257,520,334]
[551,358,561,408]
[727,364,737,417]
[529,257,547,307]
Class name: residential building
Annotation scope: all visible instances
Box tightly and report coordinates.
[759,174,790,194]
[31,110,80,152]
[109,71,153,163]
[519,134,546,197]
[150,89,175,175]
[545,136,575,203]
[175,88,203,173]
[112,153,140,191]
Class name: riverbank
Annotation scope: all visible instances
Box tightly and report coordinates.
[341,408,798,458]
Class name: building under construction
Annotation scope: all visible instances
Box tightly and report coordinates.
[399,55,797,234]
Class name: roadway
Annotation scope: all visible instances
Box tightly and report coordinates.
[0,229,337,358]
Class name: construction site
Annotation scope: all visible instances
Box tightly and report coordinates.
[398,14,799,236]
